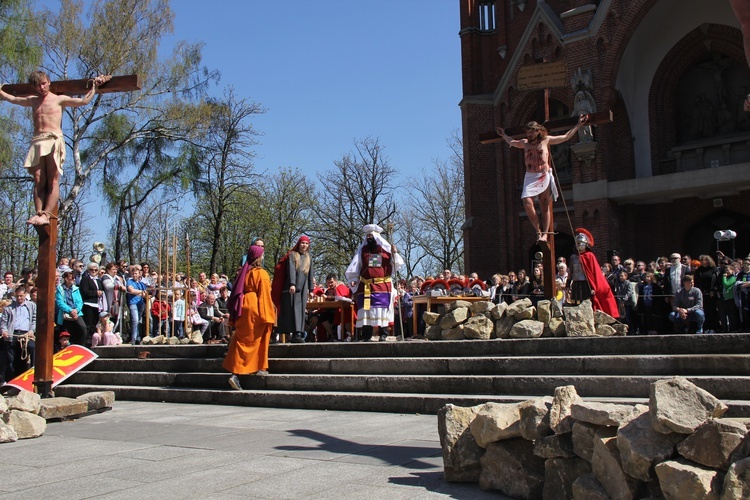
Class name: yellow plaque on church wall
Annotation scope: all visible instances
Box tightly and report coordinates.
[517,61,568,91]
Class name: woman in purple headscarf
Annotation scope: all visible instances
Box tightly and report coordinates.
[224,245,276,391]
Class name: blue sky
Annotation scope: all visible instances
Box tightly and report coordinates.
[170,0,462,179]
[80,0,463,243]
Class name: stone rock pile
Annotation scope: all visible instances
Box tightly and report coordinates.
[0,389,115,443]
[437,377,750,499]
[423,298,627,340]
[140,334,198,345]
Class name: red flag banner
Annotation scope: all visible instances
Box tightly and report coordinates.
[4,345,98,392]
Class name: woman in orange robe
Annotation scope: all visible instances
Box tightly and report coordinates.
[223,245,276,390]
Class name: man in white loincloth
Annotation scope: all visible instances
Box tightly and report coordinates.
[496,115,587,242]
[0,70,109,225]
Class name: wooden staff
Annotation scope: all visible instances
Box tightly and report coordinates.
[185,233,191,335]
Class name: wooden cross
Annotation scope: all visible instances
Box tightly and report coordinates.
[11,74,142,396]
[2,74,142,97]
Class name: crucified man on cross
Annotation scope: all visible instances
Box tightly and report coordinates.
[496,114,588,242]
[0,70,110,226]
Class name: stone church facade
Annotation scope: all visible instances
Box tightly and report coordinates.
[460,0,750,277]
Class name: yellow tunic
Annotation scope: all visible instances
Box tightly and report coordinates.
[222,267,277,374]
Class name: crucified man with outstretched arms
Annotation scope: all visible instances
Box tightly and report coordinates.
[496,114,588,242]
[0,70,110,226]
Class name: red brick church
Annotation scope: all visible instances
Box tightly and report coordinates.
[459,0,750,277]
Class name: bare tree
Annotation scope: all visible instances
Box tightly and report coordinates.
[191,87,265,274]
[313,137,398,275]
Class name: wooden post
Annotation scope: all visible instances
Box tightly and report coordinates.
[32,209,57,397]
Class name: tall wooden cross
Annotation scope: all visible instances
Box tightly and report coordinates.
[480,66,613,300]
[3,74,141,396]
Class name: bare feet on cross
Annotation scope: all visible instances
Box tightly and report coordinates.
[27,210,57,226]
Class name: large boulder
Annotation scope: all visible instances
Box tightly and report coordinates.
[479,438,545,499]
[76,391,116,411]
[593,309,617,325]
[534,432,576,459]
[571,401,640,427]
[722,457,750,500]
[494,316,515,339]
[425,324,443,340]
[519,397,553,441]
[677,419,748,470]
[490,301,508,320]
[469,402,522,447]
[463,315,494,340]
[441,325,466,340]
[655,459,724,500]
[7,390,41,414]
[592,433,642,500]
[650,377,728,434]
[571,472,610,500]
[548,317,566,337]
[537,300,552,325]
[0,423,17,443]
[510,319,545,339]
[445,300,472,312]
[550,385,582,434]
[4,409,46,439]
[0,395,7,413]
[617,411,682,482]
[544,457,591,500]
[594,324,618,337]
[38,397,89,420]
[423,311,440,325]
[507,298,533,318]
[469,300,494,316]
[439,307,470,329]
[437,404,485,482]
[573,421,608,462]
[564,300,596,337]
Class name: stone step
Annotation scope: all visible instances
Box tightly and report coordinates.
[53,383,750,417]
[88,333,750,359]
[84,354,750,376]
[67,371,750,400]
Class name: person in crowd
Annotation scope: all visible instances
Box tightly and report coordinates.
[172,289,186,339]
[637,272,663,335]
[125,264,148,345]
[71,259,85,285]
[613,270,637,330]
[139,263,152,286]
[55,271,87,346]
[692,254,720,333]
[529,266,545,307]
[207,273,225,299]
[55,330,70,353]
[187,290,209,341]
[345,224,404,342]
[92,311,120,346]
[664,253,688,303]
[273,235,312,343]
[607,253,625,290]
[511,269,531,302]
[101,262,126,322]
[0,285,36,382]
[150,290,171,337]
[669,275,705,334]
[224,245,276,390]
[79,262,104,345]
[718,265,740,333]
[198,292,226,343]
[734,255,750,331]
[398,280,416,339]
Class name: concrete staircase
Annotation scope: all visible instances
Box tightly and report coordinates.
[55,333,750,415]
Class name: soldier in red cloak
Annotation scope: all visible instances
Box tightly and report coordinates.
[567,228,618,317]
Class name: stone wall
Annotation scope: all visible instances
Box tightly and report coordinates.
[437,377,750,499]
[424,298,627,340]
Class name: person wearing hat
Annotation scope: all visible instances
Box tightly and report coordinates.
[224,245,276,390]
[55,330,70,352]
[566,228,618,317]
[272,235,312,343]
[79,261,104,345]
[345,224,404,342]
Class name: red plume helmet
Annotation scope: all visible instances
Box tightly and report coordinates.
[575,227,594,247]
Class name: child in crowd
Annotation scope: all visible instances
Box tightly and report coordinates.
[150,290,171,337]
[92,312,121,346]
[172,289,186,339]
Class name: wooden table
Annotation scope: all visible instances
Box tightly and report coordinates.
[412,295,491,336]
[306,299,355,340]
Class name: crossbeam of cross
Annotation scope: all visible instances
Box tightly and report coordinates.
[478,110,613,144]
[2,74,141,97]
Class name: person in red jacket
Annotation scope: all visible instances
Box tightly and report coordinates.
[566,228,618,317]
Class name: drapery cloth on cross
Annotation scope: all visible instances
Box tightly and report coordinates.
[345,230,404,328]
[521,169,558,200]
[24,132,65,174]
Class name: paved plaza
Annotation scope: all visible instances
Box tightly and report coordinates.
[0,401,504,499]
